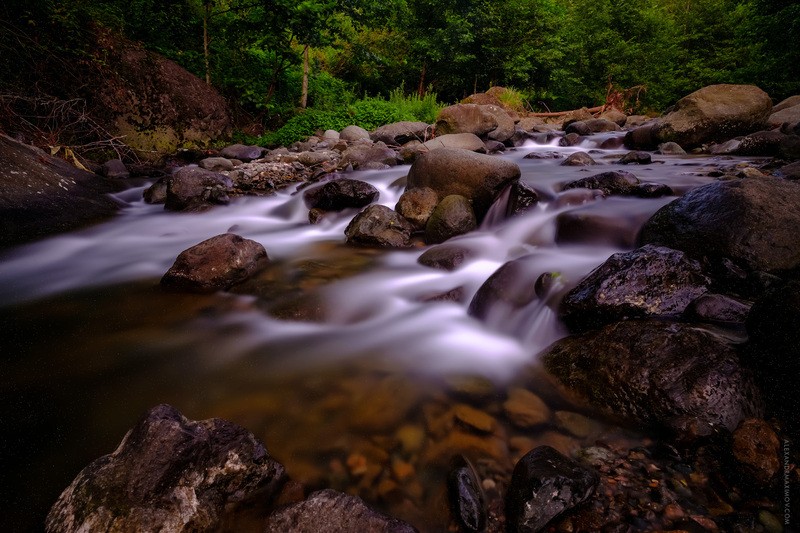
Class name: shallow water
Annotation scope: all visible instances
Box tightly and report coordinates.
[0,135,745,531]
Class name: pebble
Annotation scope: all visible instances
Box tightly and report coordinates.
[453,403,497,433]
[395,424,426,454]
[503,388,551,428]
[554,410,599,438]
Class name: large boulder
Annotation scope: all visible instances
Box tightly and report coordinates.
[406,148,520,220]
[767,104,800,128]
[161,233,269,293]
[424,195,477,244]
[345,205,414,248]
[46,404,286,533]
[639,177,800,274]
[0,134,122,249]
[341,142,399,169]
[435,104,514,141]
[560,245,711,333]
[264,489,416,533]
[626,84,772,149]
[303,178,379,211]
[371,121,431,145]
[419,133,487,153]
[164,166,233,212]
[339,125,371,142]
[542,320,763,437]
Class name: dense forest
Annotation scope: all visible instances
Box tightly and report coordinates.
[1,0,799,144]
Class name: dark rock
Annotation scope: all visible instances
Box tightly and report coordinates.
[559,133,581,147]
[447,456,486,533]
[46,404,286,533]
[523,151,562,160]
[768,104,800,128]
[562,171,639,195]
[773,95,800,113]
[618,151,652,165]
[735,130,787,156]
[510,128,534,146]
[221,144,264,162]
[599,108,627,126]
[561,108,594,129]
[308,207,326,224]
[542,320,764,437]
[406,147,520,221]
[468,257,538,320]
[656,142,686,155]
[565,121,592,136]
[482,104,516,142]
[341,142,399,169]
[709,138,742,155]
[598,136,625,149]
[418,244,473,271]
[585,118,622,132]
[632,182,673,198]
[425,195,477,244]
[161,233,269,293]
[143,178,168,204]
[264,489,416,533]
[507,181,540,217]
[483,139,505,153]
[534,272,557,299]
[395,187,439,230]
[780,134,800,160]
[732,419,781,485]
[435,104,498,137]
[303,178,379,211]
[372,121,431,145]
[684,293,751,326]
[556,208,640,248]
[340,125,371,141]
[505,446,599,533]
[345,205,414,248]
[560,245,711,332]
[0,134,122,249]
[199,156,234,172]
[101,158,130,179]
[164,166,233,212]
[639,177,800,274]
[624,122,660,150]
[419,133,486,153]
[775,160,800,180]
[560,152,596,166]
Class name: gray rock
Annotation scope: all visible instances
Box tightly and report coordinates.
[767,104,800,128]
[303,178,379,211]
[418,244,473,271]
[220,143,264,162]
[425,195,477,244]
[435,104,498,138]
[656,141,686,155]
[420,133,486,153]
[322,129,340,140]
[585,118,622,132]
[483,104,516,142]
[345,204,414,248]
[598,108,627,126]
[395,187,439,230]
[161,233,269,292]
[685,293,751,325]
[46,404,286,533]
[736,130,787,156]
[468,257,539,320]
[560,152,596,166]
[264,489,416,533]
[297,150,339,167]
[341,142,399,169]
[199,156,234,172]
[340,125,371,141]
[164,166,233,211]
[618,151,652,165]
[560,244,711,332]
[773,95,800,113]
[562,171,639,195]
[143,178,167,204]
[447,456,485,533]
[372,121,431,145]
[101,158,130,178]
[559,132,581,147]
[565,121,591,136]
[505,446,598,533]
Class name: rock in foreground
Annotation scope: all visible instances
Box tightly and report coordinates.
[345,205,414,248]
[46,404,286,533]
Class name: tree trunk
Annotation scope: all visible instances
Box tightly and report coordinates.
[300,45,309,109]
[203,2,211,85]
[417,62,426,98]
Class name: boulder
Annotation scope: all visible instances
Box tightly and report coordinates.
[599,108,627,127]
[542,320,764,437]
[564,121,592,136]
[371,121,431,145]
[775,160,800,180]
[559,133,581,147]
[656,141,686,155]
[632,182,673,198]
[322,129,340,141]
[264,489,416,533]
[345,205,414,248]
[340,125,371,141]
[425,195,477,244]
[164,166,233,211]
[560,245,711,333]
[420,133,486,153]
[773,95,800,113]
[560,152,596,166]
[483,139,505,153]
[584,118,621,132]
[46,404,286,533]
[562,171,639,196]
[561,108,594,129]
[341,142,399,169]
[297,150,339,167]
[468,258,539,320]
[447,456,486,533]
[482,105,516,142]
[0,134,122,248]
[732,419,781,486]
[767,104,800,128]
[406,148,521,220]
[435,104,510,139]
[143,178,167,204]
[505,446,598,533]
[418,244,473,271]
[395,187,439,230]
[639,177,800,274]
[735,130,787,156]
[507,181,540,217]
[220,144,264,162]
[303,178,379,211]
[780,134,800,160]
[618,151,652,165]
[100,159,130,179]
[199,156,234,172]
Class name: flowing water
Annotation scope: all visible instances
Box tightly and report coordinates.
[0,135,742,531]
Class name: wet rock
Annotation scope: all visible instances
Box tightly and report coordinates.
[507,181,540,217]
[161,233,269,293]
[618,151,652,165]
[422,431,510,467]
[425,195,477,244]
[561,108,594,129]
[554,411,600,439]
[775,160,800,180]
[264,489,416,533]
[503,388,551,428]
[393,187,437,230]
[560,245,711,332]
[505,446,599,533]
[735,130,787,156]
[483,139,505,153]
[468,258,539,320]
[599,108,627,127]
[164,166,233,211]
[585,118,622,133]
[553,188,604,207]
[143,178,167,204]
[406,147,521,221]
[227,161,308,194]
[453,404,496,433]
[523,151,561,160]
[639,177,800,273]
[560,152,597,166]
[709,138,742,155]
[774,95,800,113]
[341,142,399,169]
[732,419,781,485]
[556,208,641,248]
[447,456,486,533]
[418,244,473,271]
[101,158,130,179]
[780,134,800,160]
[565,121,592,136]
[221,143,264,162]
[340,125,371,141]
[297,150,339,167]
[684,293,750,326]
[345,205,414,248]
[768,104,800,128]
[483,104,516,142]
[559,132,581,147]
[303,178,379,211]
[632,182,673,198]
[372,121,431,145]
[562,170,639,195]
[419,132,487,153]
[657,141,686,155]
[542,320,763,437]
[46,404,286,533]
[435,104,498,137]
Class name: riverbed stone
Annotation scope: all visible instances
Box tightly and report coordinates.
[164,166,233,211]
[735,130,787,156]
[395,187,438,230]
[768,104,800,128]
[565,121,592,136]
[503,388,551,428]
[559,132,582,147]
[340,125,371,141]
[542,320,764,437]
[447,455,486,533]
[264,489,416,533]
[100,158,130,179]
[161,233,270,293]
[419,133,486,153]
[585,118,622,133]
[639,176,800,274]
[341,142,399,169]
[406,148,521,220]
[684,293,751,325]
[483,104,516,142]
[468,258,539,320]
[632,182,673,198]
[199,156,234,172]
[46,404,286,533]
[372,121,431,145]
[560,152,596,166]
[618,151,652,165]
[505,446,599,533]
[506,181,540,217]
[418,244,473,271]
[775,160,800,180]
[657,141,686,155]
[562,170,639,196]
[345,205,414,248]
[143,177,167,204]
[560,245,711,332]
[303,178,379,211]
[599,108,627,126]
[425,195,477,244]
[435,104,498,138]
[732,419,781,486]
[221,144,264,162]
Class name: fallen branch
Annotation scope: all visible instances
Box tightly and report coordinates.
[527,105,604,117]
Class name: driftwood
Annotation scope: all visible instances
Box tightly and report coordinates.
[527,105,604,117]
